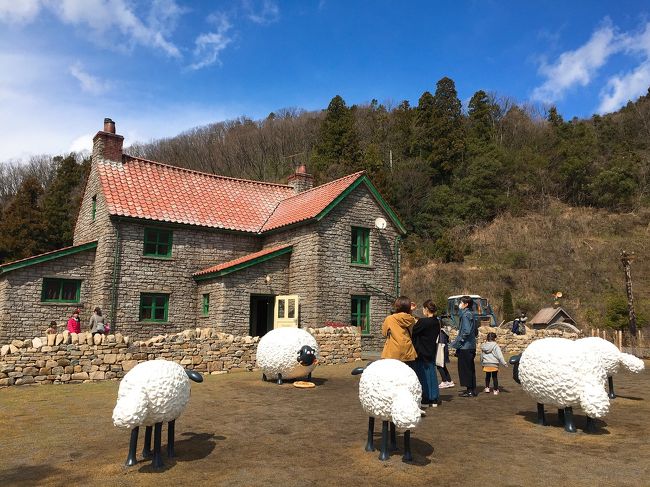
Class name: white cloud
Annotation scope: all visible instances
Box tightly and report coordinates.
[52,0,182,57]
[532,21,618,103]
[243,0,279,25]
[0,0,42,24]
[69,62,111,95]
[596,22,650,113]
[189,15,233,70]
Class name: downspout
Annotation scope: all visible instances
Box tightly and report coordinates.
[110,224,121,330]
[394,235,401,297]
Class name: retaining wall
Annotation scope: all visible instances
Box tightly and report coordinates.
[0,326,361,388]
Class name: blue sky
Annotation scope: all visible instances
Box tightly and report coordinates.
[1,0,649,161]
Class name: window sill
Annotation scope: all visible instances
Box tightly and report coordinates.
[40,302,82,306]
[350,263,373,269]
[139,320,169,323]
[142,256,174,261]
[361,333,374,338]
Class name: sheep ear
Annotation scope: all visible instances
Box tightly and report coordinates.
[508,354,521,365]
[186,370,204,383]
[351,367,365,376]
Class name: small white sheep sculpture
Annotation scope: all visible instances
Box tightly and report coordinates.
[112,359,203,468]
[256,327,319,384]
[510,337,611,433]
[578,337,645,398]
[352,359,422,461]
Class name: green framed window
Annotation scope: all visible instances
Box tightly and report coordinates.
[139,293,169,322]
[351,295,370,334]
[351,227,370,264]
[143,227,173,257]
[202,293,210,316]
[41,278,81,303]
[91,195,97,221]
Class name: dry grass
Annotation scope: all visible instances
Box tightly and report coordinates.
[1,360,649,487]
[403,200,650,327]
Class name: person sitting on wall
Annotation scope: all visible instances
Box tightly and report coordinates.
[46,321,58,334]
[89,307,107,335]
[67,309,81,334]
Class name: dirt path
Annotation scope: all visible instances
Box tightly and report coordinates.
[1,358,648,487]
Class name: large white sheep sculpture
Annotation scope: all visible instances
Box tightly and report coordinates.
[578,337,645,398]
[256,327,319,384]
[510,337,613,433]
[352,359,422,461]
[112,360,203,468]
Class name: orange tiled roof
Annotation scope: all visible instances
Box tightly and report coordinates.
[260,171,365,232]
[98,156,365,233]
[193,244,292,277]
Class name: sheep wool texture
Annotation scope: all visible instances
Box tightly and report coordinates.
[256,327,319,380]
[113,360,191,429]
[578,337,645,376]
[519,338,610,418]
[358,359,422,431]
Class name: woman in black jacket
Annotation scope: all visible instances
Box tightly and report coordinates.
[412,300,441,407]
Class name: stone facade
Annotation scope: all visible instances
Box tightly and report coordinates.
[0,248,97,342]
[0,326,362,388]
[0,122,405,350]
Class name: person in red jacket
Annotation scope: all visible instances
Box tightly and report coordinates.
[67,309,81,333]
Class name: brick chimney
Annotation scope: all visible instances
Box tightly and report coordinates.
[287,164,314,194]
[92,117,124,163]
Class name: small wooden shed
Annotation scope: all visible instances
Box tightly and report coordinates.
[528,307,577,330]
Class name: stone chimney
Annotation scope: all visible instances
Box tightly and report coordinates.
[287,164,314,194]
[92,117,124,163]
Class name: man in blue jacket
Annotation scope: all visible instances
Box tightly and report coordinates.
[451,296,477,397]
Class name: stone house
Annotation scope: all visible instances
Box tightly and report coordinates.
[0,119,406,353]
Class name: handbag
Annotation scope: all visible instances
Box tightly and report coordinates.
[435,343,445,367]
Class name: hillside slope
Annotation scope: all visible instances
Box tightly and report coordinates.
[402,200,650,328]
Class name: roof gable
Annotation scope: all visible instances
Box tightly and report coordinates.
[194,245,292,280]
[0,241,98,275]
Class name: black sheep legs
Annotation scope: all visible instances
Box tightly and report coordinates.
[367,418,412,462]
[125,420,176,469]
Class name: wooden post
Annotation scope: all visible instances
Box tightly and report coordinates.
[617,330,622,350]
[621,251,638,337]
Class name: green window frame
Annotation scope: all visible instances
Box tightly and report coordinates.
[351,227,370,264]
[351,295,370,334]
[143,227,173,258]
[41,278,81,303]
[91,195,97,221]
[139,293,169,322]
[202,293,210,316]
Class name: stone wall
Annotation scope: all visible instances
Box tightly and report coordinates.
[0,326,362,388]
[449,326,583,355]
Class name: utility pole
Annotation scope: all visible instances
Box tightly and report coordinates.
[620,250,637,337]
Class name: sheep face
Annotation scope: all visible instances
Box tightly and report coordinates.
[358,359,422,431]
[113,360,191,429]
[519,338,610,418]
[297,345,317,366]
[256,328,320,380]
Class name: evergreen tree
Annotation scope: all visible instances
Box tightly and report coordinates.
[311,95,362,181]
[41,154,86,250]
[0,175,47,263]
[502,289,515,322]
[430,77,465,178]
[412,91,435,161]
[467,90,498,150]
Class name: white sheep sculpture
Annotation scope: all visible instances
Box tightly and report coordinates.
[352,359,422,461]
[112,359,203,468]
[509,337,611,433]
[256,327,319,384]
[578,337,645,398]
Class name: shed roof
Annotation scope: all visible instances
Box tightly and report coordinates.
[193,244,292,280]
[529,307,576,325]
[0,241,98,275]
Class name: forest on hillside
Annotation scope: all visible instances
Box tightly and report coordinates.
[1,77,649,327]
